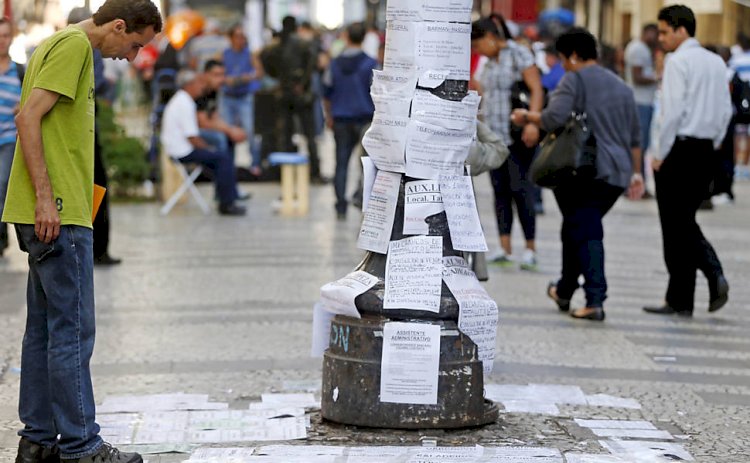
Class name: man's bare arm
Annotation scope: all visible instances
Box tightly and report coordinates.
[15,88,61,243]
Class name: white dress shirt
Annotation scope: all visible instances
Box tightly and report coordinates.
[657,38,732,160]
[161,89,200,159]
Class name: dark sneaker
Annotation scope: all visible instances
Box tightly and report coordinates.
[16,437,59,463]
[62,443,141,463]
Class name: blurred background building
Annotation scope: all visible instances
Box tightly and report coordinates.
[5,0,749,51]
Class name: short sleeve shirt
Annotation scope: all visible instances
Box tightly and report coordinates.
[161,89,199,159]
[624,39,657,105]
[2,26,95,228]
[478,40,535,145]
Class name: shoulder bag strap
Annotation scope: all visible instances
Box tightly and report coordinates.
[572,71,586,115]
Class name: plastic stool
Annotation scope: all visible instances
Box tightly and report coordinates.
[269,152,310,216]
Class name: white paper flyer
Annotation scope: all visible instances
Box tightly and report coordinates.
[439,174,488,252]
[357,170,402,254]
[383,236,443,312]
[442,256,498,373]
[403,180,443,236]
[380,322,441,405]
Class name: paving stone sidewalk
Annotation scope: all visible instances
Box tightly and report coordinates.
[0,178,749,462]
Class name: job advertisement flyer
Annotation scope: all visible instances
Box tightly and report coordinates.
[386,0,473,23]
[384,21,471,81]
[380,322,441,405]
[405,120,473,180]
[411,89,480,131]
[442,256,498,373]
[439,174,488,252]
[403,180,443,236]
[320,271,379,317]
[371,70,418,99]
[383,236,443,312]
[357,170,402,254]
[372,93,413,119]
[362,112,409,173]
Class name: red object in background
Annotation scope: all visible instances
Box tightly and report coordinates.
[491,0,538,23]
[4,0,12,22]
[470,52,481,77]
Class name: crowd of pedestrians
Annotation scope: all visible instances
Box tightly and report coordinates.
[472,4,738,322]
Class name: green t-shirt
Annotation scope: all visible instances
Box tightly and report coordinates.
[2,26,95,228]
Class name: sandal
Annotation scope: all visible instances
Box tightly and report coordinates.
[547,282,570,312]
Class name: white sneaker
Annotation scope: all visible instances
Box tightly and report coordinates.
[711,193,733,206]
[488,250,514,267]
[519,249,537,271]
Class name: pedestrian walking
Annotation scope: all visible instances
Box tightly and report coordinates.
[0,17,22,259]
[643,5,732,317]
[322,22,377,220]
[511,27,644,321]
[624,23,659,194]
[471,14,544,271]
[729,32,750,182]
[2,1,161,461]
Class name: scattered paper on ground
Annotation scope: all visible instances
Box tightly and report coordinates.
[600,440,693,461]
[97,393,227,413]
[257,393,320,409]
[484,385,642,416]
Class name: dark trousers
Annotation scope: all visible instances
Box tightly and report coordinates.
[553,179,623,308]
[655,137,724,310]
[180,148,238,206]
[333,120,368,214]
[713,122,735,199]
[489,142,537,240]
[92,134,109,260]
[280,94,320,178]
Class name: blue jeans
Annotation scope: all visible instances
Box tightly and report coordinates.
[219,93,259,167]
[180,148,239,206]
[333,120,368,214]
[200,129,230,156]
[553,180,623,308]
[15,224,103,459]
[0,142,14,251]
[636,104,653,174]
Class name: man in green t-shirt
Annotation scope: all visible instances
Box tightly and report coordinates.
[3,1,161,462]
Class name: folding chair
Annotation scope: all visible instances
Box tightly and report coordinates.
[160,157,212,216]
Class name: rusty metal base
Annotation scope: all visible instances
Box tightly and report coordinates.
[320,316,499,429]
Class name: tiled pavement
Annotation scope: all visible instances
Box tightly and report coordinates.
[0,175,749,462]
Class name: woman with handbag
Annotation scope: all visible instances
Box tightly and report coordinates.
[511,28,644,321]
[471,15,544,271]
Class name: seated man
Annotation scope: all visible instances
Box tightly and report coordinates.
[161,70,245,215]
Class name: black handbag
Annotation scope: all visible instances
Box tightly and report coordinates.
[530,72,596,188]
[509,51,531,145]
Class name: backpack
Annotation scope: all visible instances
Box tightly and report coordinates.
[732,72,750,124]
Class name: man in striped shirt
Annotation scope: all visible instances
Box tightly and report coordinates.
[0,16,22,257]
